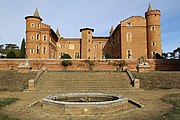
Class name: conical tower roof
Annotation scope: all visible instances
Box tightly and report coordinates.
[147,4,152,11]
[34,8,40,18]
[109,25,114,35]
[56,28,61,38]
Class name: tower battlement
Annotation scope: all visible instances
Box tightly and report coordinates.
[145,10,161,17]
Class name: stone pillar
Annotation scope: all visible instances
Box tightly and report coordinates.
[18,66,31,73]
[134,79,140,89]
[28,79,35,90]
[137,65,150,73]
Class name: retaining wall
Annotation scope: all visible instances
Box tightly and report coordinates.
[0,59,179,71]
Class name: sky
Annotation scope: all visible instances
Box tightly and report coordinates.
[0,0,179,52]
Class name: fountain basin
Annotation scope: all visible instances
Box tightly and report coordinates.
[41,93,128,115]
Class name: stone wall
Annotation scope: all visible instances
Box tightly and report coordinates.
[0,59,179,71]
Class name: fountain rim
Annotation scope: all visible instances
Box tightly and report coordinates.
[42,93,128,105]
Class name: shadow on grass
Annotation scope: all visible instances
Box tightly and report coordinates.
[0,98,19,120]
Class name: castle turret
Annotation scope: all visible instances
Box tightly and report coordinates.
[56,28,61,39]
[80,28,94,59]
[25,8,43,58]
[109,25,114,36]
[145,4,162,59]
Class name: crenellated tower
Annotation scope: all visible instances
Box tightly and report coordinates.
[80,28,94,59]
[145,4,162,59]
[25,8,43,58]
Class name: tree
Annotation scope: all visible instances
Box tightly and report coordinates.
[173,47,180,59]
[162,53,168,59]
[20,38,26,58]
[60,54,72,59]
[153,53,163,59]
[6,50,16,58]
[105,53,111,59]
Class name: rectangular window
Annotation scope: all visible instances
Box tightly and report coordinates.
[61,45,66,49]
[30,49,34,54]
[43,35,47,41]
[75,53,80,59]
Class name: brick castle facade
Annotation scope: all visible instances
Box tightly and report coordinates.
[25,4,162,59]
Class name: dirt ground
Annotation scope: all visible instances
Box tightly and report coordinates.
[0,89,180,120]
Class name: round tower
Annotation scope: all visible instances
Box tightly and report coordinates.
[145,4,162,59]
[80,28,94,59]
[25,8,43,58]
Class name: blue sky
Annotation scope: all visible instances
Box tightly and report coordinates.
[0,0,179,52]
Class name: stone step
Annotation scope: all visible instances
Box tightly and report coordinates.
[35,71,134,91]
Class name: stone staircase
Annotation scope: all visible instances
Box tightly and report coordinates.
[35,71,134,92]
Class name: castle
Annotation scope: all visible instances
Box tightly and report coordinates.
[25,4,162,59]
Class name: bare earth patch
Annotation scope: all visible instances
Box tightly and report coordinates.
[0,89,179,120]
[1,71,180,119]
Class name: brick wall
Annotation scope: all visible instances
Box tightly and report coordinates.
[0,59,179,71]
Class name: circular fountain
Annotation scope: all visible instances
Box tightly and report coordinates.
[41,93,128,115]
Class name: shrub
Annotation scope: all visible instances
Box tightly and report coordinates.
[84,60,95,71]
[6,51,16,58]
[60,54,72,59]
[61,60,73,70]
[111,60,127,67]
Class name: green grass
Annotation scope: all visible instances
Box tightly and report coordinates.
[0,113,19,120]
[132,71,180,90]
[154,93,180,120]
[0,70,37,91]
[0,98,19,120]
[0,98,18,108]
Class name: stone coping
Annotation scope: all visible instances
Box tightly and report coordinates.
[42,93,128,105]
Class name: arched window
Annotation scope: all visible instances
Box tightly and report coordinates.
[42,47,46,54]
[31,23,35,27]
[36,34,40,40]
[30,35,34,40]
[127,49,132,59]
[36,46,40,54]
[152,42,156,46]
[126,32,132,42]
[37,23,40,28]
[151,26,156,31]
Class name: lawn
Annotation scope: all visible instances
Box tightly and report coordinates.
[0,70,37,91]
